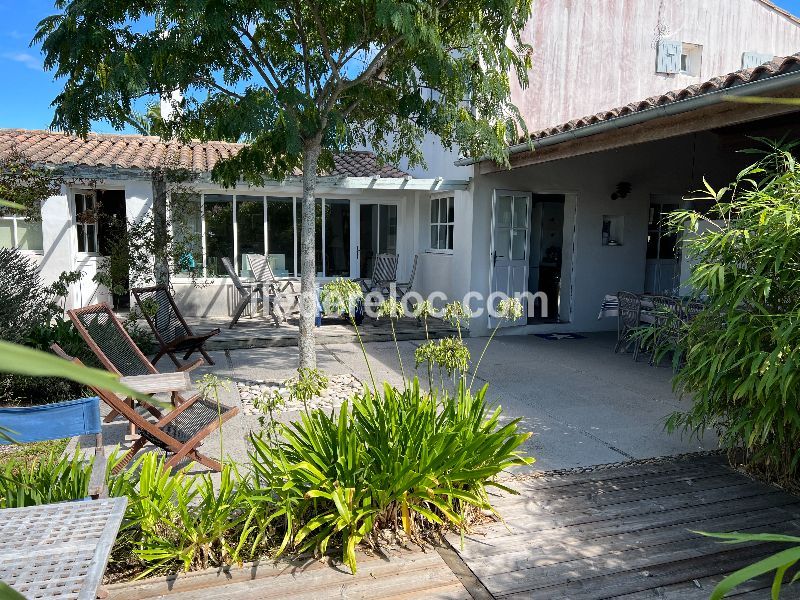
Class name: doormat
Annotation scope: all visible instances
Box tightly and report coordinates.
[534,333,586,341]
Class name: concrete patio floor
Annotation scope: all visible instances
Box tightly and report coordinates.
[126,330,717,473]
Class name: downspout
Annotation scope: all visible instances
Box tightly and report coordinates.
[456,68,800,166]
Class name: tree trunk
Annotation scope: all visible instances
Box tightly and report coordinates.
[298,139,321,369]
[152,170,170,287]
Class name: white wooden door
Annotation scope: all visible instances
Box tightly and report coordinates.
[490,190,531,328]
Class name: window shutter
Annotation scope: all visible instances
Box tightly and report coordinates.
[741,52,774,69]
[656,40,681,74]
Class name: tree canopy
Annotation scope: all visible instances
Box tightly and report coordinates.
[36,0,533,367]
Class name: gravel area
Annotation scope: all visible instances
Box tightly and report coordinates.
[236,373,366,416]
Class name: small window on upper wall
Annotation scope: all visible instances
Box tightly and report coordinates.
[430,196,454,251]
[656,40,701,76]
[679,43,702,76]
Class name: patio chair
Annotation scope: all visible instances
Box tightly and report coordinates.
[245,253,302,323]
[131,285,219,367]
[0,396,107,498]
[51,345,238,473]
[394,254,418,297]
[649,295,683,366]
[614,291,642,360]
[221,257,266,328]
[357,253,399,295]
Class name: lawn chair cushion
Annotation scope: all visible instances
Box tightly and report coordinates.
[0,397,101,444]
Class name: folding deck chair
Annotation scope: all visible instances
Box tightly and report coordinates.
[356,253,399,296]
[130,285,219,367]
[51,344,238,473]
[246,253,301,323]
[66,303,212,435]
[0,396,107,497]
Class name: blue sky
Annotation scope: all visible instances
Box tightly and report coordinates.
[2,0,800,133]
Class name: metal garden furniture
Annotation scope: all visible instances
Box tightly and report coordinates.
[246,253,302,323]
[394,254,418,297]
[51,344,238,473]
[356,253,399,296]
[648,295,683,366]
[0,497,127,600]
[221,256,266,328]
[614,291,643,360]
[130,285,219,367]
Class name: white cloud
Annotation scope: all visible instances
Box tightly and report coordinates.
[2,51,41,70]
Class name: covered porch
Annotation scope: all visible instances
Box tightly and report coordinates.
[457,55,800,337]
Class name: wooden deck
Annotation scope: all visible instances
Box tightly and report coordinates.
[104,455,800,599]
[183,315,456,351]
[106,547,470,599]
[448,454,800,599]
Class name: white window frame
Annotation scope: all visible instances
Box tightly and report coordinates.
[429,194,455,253]
[0,213,44,253]
[73,190,100,255]
[171,193,355,280]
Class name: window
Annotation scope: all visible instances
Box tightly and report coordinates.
[656,40,701,76]
[75,192,98,253]
[0,214,43,251]
[169,193,354,278]
[430,196,454,251]
[679,43,702,76]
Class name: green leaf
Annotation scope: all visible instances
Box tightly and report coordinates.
[0,340,151,402]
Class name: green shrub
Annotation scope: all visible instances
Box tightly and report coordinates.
[661,141,800,488]
[249,379,532,573]
[0,450,93,508]
[107,452,265,578]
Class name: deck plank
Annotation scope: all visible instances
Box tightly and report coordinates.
[449,455,800,600]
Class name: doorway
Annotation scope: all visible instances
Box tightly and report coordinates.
[355,202,398,279]
[489,190,531,328]
[644,196,680,294]
[527,195,565,323]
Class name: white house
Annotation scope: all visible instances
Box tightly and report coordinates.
[2,0,800,338]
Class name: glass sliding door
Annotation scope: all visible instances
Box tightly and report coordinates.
[266,196,295,276]
[236,195,265,277]
[324,198,350,277]
[204,194,234,277]
[358,203,398,279]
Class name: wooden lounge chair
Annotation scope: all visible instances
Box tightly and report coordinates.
[51,344,238,473]
[357,253,399,296]
[130,285,219,367]
[246,253,301,322]
[0,396,107,498]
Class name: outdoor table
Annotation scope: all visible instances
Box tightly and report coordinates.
[598,293,656,324]
[0,496,127,599]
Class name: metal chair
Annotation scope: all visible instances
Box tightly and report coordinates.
[649,295,683,366]
[221,257,269,328]
[394,254,418,297]
[245,253,301,322]
[357,253,399,296]
[615,291,642,361]
[130,286,219,367]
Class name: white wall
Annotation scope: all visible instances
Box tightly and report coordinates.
[512,0,800,132]
[412,189,474,311]
[37,178,154,310]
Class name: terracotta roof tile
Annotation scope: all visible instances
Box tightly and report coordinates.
[522,53,800,144]
[0,129,409,178]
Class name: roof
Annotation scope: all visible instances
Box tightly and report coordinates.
[0,129,409,178]
[517,53,800,148]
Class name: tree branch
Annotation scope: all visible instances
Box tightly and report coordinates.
[197,77,246,101]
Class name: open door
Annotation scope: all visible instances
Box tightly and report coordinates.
[489,190,531,328]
